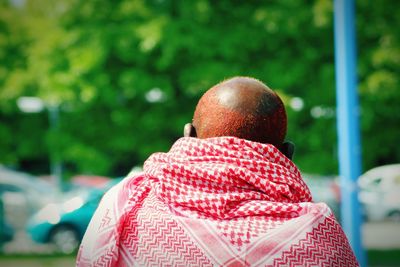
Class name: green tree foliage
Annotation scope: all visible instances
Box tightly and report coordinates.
[0,0,398,178]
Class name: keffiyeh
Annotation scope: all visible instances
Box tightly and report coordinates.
[77,137,358,266]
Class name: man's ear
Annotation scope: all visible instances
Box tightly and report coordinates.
[184,123,197,137]
[280,141,295,160]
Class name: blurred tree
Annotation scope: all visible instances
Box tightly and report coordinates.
[0,0,49,170]
[0,0,398,178]
[356,0,400,169]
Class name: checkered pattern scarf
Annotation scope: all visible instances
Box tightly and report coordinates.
[77,137,358,266]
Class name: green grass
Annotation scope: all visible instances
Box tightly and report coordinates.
[0,253,76,267]
[368,249,400,267]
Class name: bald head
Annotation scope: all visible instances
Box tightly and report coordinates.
[191,77,287,148]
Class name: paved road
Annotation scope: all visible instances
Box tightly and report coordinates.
[363,221,400,249]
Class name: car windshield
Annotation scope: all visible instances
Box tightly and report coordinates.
[61,187,92,202]
[61,178,122,204]
[0,166,55,195]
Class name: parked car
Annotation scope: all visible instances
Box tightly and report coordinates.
[0,165,57,232]
[302,173,341,218]
[0,194,14,250]
[26,178,122,254]
[358,164,400,222]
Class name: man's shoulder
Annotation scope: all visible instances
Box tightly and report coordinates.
[103,172,147,201]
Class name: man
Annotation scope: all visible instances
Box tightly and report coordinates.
[77,77,358,266]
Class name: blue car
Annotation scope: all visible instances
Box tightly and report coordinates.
[26,178,122,254]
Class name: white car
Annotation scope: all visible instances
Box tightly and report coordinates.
[358,164,400,222]
[0,165,57,231]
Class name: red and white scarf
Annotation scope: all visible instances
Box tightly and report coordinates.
[77,137,358,266]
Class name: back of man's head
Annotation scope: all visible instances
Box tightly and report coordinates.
[190,76,287,148]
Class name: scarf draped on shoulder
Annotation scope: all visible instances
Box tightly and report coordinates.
[77,137,359,267]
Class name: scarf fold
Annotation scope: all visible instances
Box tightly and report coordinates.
[143,137,312,220]
[77,137,359,267]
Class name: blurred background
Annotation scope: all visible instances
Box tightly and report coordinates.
[0,0,399,266]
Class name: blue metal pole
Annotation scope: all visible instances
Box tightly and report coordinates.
[333,0,366,266]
